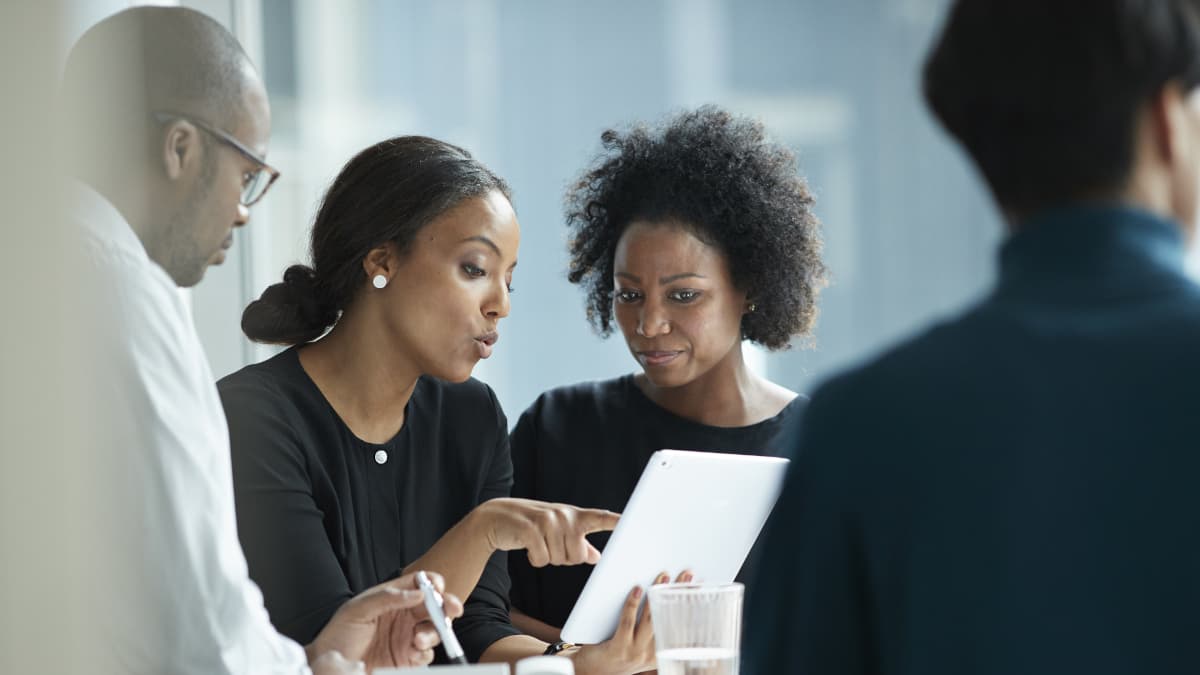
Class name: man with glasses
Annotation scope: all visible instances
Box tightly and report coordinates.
[150,112,280,208]
[60,7,459,674]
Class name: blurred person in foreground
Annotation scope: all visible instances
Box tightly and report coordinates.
[60,7,459,673]
[746,1,1200,674]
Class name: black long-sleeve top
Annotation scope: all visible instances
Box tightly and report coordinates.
[508,374,805,630]
[218,348,520,662]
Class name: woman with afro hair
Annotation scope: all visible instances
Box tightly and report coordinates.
[508,105,828,642]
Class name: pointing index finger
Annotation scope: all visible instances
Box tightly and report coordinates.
[578,508,621,534]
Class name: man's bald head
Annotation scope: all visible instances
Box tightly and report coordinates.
[61,6,273,288]
[61,6,260,170]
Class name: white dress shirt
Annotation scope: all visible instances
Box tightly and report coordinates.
[70,181,310,674]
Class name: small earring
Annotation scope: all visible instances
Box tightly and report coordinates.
[748,303,757,313]
[372,274,388,289]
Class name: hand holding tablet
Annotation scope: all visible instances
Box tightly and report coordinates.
[560,450,789,644]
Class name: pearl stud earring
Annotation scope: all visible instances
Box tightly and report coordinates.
[372,274,388,289]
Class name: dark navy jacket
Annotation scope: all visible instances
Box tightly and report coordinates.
[745,206,1200,675]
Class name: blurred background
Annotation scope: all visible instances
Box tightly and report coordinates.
[11,3,1200,670]
[63,0,1002,420]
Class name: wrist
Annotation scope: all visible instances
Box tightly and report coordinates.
[565,645,597,675]
[543,640,578,656]
[467,499,501,553]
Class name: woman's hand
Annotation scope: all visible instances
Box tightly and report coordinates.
[569,570,694,675]
[402,498,618,610]
[307,570,463,672]
[474,497,620,567]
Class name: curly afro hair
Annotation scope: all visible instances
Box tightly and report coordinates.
[565,105,827,350]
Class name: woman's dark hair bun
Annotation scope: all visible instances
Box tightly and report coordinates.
[240,264,338,345]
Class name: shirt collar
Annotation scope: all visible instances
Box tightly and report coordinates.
[996,203,1188,297]
[66,179,149,263]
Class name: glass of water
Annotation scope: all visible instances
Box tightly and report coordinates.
[647,582,743,675]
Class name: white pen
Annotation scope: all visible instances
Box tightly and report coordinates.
[415,570,468,665]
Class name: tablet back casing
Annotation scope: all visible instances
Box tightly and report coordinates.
[560,449,789,644]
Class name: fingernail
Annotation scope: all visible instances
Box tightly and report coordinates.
[633,586,643,599]
[682,572,694,582]
[657,573,669,583]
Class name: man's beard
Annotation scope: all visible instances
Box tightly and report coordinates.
[154,153,217,287]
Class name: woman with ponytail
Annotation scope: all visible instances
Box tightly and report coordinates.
[218,136,658,674]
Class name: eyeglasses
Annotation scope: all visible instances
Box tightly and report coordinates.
[152,111,280,206]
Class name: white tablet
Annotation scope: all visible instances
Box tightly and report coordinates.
[559,449,790,644]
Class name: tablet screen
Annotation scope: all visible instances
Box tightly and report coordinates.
[560,449,789,644]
